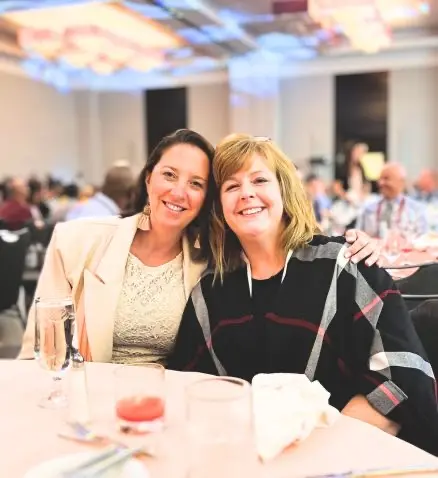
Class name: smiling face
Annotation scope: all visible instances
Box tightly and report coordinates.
[146,143,210,233]
[220,154,284,243]
[378,163,405,200]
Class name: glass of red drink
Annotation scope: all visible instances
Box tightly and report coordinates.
[114,363,165,433]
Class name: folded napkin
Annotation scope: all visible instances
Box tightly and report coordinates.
[252,373,339,462]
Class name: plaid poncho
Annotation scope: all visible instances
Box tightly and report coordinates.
[168,236,438,455]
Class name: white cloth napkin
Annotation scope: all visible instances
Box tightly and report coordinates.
[252,373,339,462]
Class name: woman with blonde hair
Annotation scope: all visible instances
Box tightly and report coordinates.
[169,134,438,455]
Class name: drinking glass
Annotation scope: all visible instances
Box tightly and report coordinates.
[34,297,75,409]
[383,229,402,264]
[185,377,259,478]
[400,225,419,253]
[114,363,165,433]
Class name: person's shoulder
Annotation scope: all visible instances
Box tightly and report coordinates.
[60,214,127,229]
[54,215,135,245]
[405,195,426,211]
[309,234,346,246]
[308,236,391,287]
[301,234,346,254]
[361,196,380,211]
[50,215,138,274]
[294,235,346,262]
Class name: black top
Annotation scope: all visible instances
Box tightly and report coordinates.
[252,270,283,374]
[252,270,283,315]
[168,235,438,456]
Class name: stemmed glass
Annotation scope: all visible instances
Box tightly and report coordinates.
[382,229,402,264]
[400,225,419,254]
[34,297,75,409]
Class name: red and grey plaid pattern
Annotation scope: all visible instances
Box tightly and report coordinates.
[168,236,438,454]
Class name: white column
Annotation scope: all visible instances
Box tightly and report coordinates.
[389,67,438,177]
[74,91,104,184]
[228,52,281,142]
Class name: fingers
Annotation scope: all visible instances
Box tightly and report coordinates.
[345,229,357,243]
[365,249,381,267]
[344,230,383,266]
[348,241,374,264]
[345,235,368,261]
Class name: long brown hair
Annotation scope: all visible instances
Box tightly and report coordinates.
[133,129,215,262]
[210,134,319,281]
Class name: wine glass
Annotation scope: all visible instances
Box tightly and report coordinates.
[400,225,419,254]
[382,229,401,264]
[34,297,75,409]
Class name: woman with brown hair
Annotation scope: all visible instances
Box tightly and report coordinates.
[169,134,438,455]
[19,129,215,364]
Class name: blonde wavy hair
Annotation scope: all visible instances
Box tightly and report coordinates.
[210,134,319,281]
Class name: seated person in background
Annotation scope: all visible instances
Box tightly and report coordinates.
[355,163,428,238]
[0,177,12,202]
[66,165,134,220]
[412,169,438,203]
[328,180,362,234]
[335,141,370,204]
[304,174,331,223]
[0,177,33,230]
[78,184,96,203]
[169,135,438,456]
[48,183,80,223]
[412,169,438,232]
[28,179,50,221]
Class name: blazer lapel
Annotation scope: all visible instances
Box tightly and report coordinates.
[82,219,206,362]
[83,214,139,362]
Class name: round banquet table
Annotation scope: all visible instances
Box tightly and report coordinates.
[2,360,438,478]
[383,249,437,279]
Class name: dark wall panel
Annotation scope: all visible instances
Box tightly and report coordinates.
[145,87,187,156]
[335,72,388,155]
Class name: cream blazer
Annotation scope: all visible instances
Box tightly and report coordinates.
[18,214,206,362]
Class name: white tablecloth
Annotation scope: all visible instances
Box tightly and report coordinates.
[1,360,437,477]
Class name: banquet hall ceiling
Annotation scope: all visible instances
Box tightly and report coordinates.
[0,0,436,90]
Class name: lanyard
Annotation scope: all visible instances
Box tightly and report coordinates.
[376,197,405,234]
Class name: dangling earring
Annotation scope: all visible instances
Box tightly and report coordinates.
[137,203,151,231]
[194,235,201,249]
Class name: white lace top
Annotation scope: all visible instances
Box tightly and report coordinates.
[112,252,186,365]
